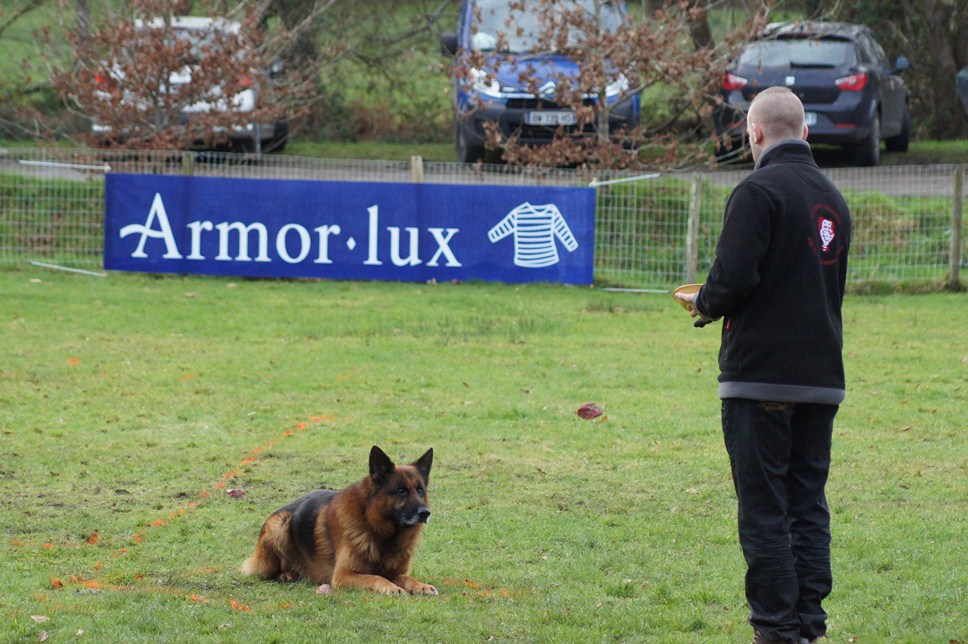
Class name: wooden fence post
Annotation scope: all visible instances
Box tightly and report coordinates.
[685,174,702,283]
[181,151,195,176]
[411,155,425,183]
[948,165,964,291]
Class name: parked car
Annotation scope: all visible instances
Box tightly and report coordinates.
[92,16,288,153]
[714,21,910,166]
[440,0,641,163]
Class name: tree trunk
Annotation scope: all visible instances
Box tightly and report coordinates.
[687,1,715,50]
[270,0,322,69]
[916,0,968,138]
[74,0,89,47]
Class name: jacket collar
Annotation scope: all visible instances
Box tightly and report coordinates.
[754,139,814,170]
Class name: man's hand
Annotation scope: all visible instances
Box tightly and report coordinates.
[674,291,714,327]
[674,291,700,317]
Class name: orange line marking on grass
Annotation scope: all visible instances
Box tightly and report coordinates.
[40,414,335,611]
[455,578,516,600]
[125,414,334,550]
[55,575,128,593]
[52,576,224,607]
[18,416,334,553]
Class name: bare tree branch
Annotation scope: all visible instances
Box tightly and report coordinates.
[0,0,44,39]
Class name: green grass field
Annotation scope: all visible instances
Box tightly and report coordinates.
[1,268,965,642]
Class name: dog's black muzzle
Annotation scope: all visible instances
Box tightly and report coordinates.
[401,505,431,526]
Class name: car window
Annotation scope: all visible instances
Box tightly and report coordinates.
[470,0,623,54]
[866,35,890,68]
[174,28,227,56]
[133,21,243,65]
[854,36,874,65]
[737,37,854,68]
[855,34,883,66]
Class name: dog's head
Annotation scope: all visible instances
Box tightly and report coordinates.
[369,445,433,527]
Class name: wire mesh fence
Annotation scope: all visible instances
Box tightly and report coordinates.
[1,147,964,289]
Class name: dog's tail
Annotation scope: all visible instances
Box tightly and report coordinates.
[241,512,292,578]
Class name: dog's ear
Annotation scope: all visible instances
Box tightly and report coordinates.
[413,448,433,484]
[369,445,395,484]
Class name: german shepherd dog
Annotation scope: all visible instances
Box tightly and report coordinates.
[241,446,437,596]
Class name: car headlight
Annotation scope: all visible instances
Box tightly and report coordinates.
[605,74,630,99]
[470,67,503,98]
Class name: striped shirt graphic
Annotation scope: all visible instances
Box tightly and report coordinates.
[487,202,579,268]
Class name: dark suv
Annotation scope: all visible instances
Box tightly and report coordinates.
[714,22,910,166]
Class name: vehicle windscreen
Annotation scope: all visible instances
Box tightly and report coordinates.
[170,27,234,58]
[470,0,623,54]
[736,37,854,69]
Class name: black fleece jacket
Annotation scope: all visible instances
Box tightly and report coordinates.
[695,140,851,404]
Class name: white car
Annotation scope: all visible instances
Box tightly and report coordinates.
[91,16,288,152]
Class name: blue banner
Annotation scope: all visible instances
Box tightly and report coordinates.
[104,174,595,285]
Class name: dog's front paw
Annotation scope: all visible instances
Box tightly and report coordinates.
[392,575,439,596]
[276,571,300,583]
[410,582,439,596]
[370,578,407,595]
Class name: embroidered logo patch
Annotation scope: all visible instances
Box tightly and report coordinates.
[818,217,835,252]
[810,203,845,266]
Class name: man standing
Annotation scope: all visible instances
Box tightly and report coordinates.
[676,86,851,644]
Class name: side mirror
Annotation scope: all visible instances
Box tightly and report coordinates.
[440,33,458,56]
[893,56,910,74]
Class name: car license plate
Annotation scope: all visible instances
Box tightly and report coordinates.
[804,112,817,126]
[525,111,576,126]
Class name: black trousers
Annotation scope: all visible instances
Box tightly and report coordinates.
[721,398,837,643]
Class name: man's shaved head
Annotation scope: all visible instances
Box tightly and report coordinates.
[746,86,808,161]
[749,87,806,140]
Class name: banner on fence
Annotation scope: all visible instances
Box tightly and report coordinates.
[104,174,595,285]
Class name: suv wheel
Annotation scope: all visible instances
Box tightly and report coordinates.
[885,107,910,153]
[854,111,881,166]
[233,138,258,154]
[263,119,288,153]
[456,121,485,164]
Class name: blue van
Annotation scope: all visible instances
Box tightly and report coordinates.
[440,0,641,163]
